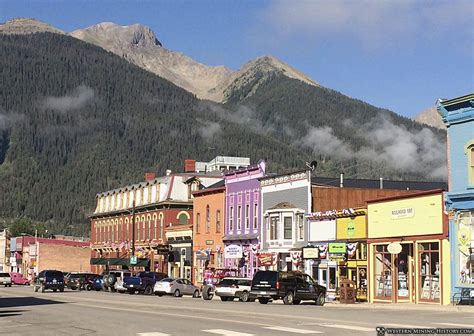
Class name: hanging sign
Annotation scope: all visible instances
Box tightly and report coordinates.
[387,242,402,254]
[302,247,319,259]
[224,244,243,259]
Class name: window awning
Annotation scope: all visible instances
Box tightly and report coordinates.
[90,258,149,267]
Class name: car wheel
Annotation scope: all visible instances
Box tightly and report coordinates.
[239,291,250,302]
[53,289,57,292]
[258,298,270,304]
[283,291,294,305]
[202,285,213,300]
[156,293,164,297]
[220,296,229,302]
[144,286,153,295]
[71,286,77,291]
[173,289,181,297]
[41,284,45,293]
[34,285,39,292]
[60,287,64,292]
[315,292,325,306]
[9,284,12,287]
[86,284,92,291]
[193,290,200,298]
[293,299,301,305]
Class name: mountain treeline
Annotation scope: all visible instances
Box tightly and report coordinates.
[0,33,446,236]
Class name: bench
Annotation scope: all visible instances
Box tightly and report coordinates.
[452,287,474,305]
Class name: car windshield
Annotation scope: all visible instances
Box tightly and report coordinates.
[252,271,278,284]
[218,279,238,286]
[160,278,174,282]
[0,273,10,277]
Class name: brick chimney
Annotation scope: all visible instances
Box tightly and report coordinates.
[184,159,196,173]
[145,172,156,181]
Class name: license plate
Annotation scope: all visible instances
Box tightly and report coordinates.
[260,291,267,295]
[53,279,57,284]
[130,285,134,287]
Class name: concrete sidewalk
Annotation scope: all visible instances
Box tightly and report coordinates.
[325,300,474,312]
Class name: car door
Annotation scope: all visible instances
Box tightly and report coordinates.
[304,274,318,300]
[182,279,193,295]
[294,275,308,299]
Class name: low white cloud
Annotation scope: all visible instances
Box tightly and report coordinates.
[302,115,447,179]
[198,120,222,141]
[43,85,94,112]
[263,0,472,49]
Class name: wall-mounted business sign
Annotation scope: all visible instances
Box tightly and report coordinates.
[224,244,243,259]
[302,247,319,259]
[258,253,276,266]
[328,243,346,254]
[391,207,415,219]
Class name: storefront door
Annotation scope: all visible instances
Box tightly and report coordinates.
[395,244,412,302]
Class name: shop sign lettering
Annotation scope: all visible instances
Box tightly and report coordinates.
[347,220,355,237]
[391,207,415,219]
[224,244,243,259]
[328,243,346,253]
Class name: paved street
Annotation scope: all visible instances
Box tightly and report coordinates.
[1,286,473,336]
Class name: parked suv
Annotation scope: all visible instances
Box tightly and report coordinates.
[123,271,167,295]
[0,272,12,287]
[34,270,65,292]
[102,270,132,293]
[215,277,252,302]
[250,271,326,305]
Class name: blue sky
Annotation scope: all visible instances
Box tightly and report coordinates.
[1,0,472,117]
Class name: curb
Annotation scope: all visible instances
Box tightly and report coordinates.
[325,302,474,312]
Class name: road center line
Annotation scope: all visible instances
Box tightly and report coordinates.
[203,329,254,336]
[263,326,323,334]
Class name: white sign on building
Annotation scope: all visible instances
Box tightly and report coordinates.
[224,244,243,259]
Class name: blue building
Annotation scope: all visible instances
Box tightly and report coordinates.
[437,93,474,298]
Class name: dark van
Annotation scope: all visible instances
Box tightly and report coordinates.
[34,270,65,293]
[250,270,326,305]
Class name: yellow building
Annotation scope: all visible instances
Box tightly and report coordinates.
[367,190,450,305]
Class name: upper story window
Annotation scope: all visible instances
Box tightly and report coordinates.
[206,205,210,233]
[245,205,250,230]
[237,205,242,230]
[179,213,189,225]
[469,144,474,186]
[253,203,258,229]
[284,217,292,240]
[297,214,304,240]
[216,210,221,233]
[196,213,201,234]
[269,216,279,240]
[229,206,234,231]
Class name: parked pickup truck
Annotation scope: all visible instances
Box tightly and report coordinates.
[123,271,167,295]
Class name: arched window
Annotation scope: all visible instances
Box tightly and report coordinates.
[178,212,189,225]
[135,216,140,241]
[125,218,130,240]
[159,213,164,239]
[147,215,152,240]
[206,205,210,233]
[153,214,158,240]
[114,219,119,242]
[119,218,123,241]
[141,215,146,241]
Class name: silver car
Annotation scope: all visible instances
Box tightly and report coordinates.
[153,278,200,298]
[0,272,12,287]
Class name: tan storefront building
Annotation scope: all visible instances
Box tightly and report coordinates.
[367,190,450,305]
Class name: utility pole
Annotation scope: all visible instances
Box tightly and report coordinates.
[131,200,136,257]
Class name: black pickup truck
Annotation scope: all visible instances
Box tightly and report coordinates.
[123,271,167,295]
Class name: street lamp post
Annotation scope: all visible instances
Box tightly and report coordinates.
[131,200,136,257]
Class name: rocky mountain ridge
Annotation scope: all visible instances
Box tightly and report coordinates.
[69,22,318,102]
[0,18,64,35]
[414,106,446,129]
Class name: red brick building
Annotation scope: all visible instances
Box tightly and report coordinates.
[90,166,222,276]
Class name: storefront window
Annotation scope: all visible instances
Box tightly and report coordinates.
[419,242,440,302]
[457,211,474,286]
[329,267,336,290]
[375,245,392,298]
[269,216,279,240]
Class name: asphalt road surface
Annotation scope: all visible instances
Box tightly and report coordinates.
[1,286,473,336]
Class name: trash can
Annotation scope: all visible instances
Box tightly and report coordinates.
[339,279,356,304]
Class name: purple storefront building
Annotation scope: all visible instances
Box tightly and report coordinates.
[223,161,266,278]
